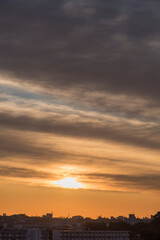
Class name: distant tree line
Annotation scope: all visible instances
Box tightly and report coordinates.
[82,212,160,240]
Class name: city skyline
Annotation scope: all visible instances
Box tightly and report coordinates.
[0,211,154,220]
[0,0,160,218]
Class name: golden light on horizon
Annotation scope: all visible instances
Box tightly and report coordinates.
[53,177,83,189]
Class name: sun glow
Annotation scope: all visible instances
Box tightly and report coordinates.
[53,177,83,189]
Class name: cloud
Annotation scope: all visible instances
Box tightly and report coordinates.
[0,0,160,103]
[0,129,65,162]
[0,165,53,179]
[0,110,159,151]
[80,172,160,192]
[1,164,160,193]
[0,0,160,195]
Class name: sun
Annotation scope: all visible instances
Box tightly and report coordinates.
[53,177,83,189]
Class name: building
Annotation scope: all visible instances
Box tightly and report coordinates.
[0,229,26,240]
[43,213,53,220]
[0,229,129,240]
[128,214,136,225]
[52,230,129,240]
[0,229,52,240]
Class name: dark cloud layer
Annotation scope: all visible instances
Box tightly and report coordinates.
[0,127,73,164]
[0,112,159,150]
[0,0,160,102]
[82,172,160,192]
[0,165,53,179]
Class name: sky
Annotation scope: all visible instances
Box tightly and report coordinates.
[0,0,160,218]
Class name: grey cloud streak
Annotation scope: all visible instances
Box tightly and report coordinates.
[0,125,158,175]
[0,126,129,167]
[81,172,160,192]
[0,111,159,150]
[0,165,53,179]
[0,129,67,162]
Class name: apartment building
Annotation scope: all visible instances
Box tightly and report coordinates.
[52,230,129,240]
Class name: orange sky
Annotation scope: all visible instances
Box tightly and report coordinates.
[1,180,160,218]
[0,0,160,218]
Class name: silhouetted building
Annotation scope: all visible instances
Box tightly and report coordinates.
[0,229,26,240]
[128,214,136,225]
[52,230,129,240]
[0,229,52,240]
[43,213,53,220]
